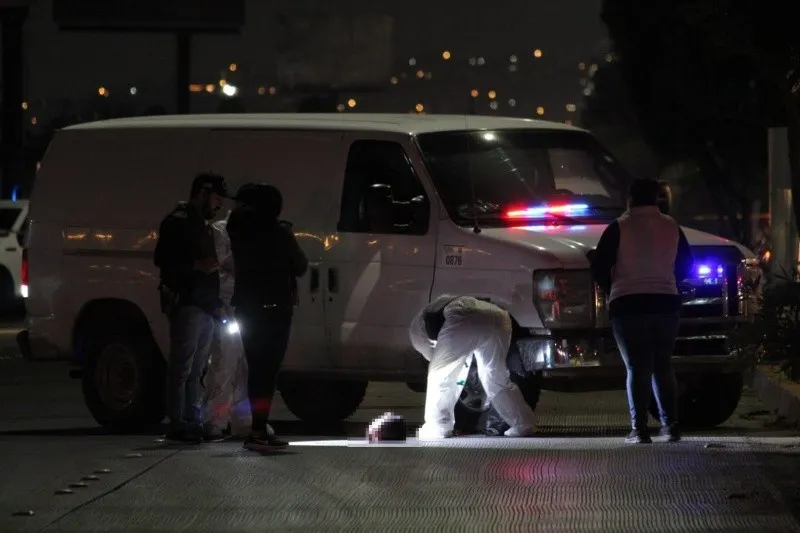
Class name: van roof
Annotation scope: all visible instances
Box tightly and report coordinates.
[63,113,585,136]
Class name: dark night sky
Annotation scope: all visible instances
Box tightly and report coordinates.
[22,0,608,104]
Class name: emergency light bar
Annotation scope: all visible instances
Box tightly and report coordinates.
[687,263,727,286]
[505,203,590,219]
[696,264,725,278]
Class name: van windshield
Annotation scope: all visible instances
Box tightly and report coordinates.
[0,208,21,231]
[416,129,631,227]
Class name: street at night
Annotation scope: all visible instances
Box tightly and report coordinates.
[2,1,800,531]
[0,324,798,532]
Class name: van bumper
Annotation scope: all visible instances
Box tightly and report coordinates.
[517,318,745,380]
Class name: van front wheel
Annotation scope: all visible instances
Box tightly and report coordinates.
[279,378,368,423]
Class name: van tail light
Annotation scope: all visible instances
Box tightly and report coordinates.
[21,249,28,298]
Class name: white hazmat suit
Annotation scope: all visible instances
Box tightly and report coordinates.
[409,295,538,439]
[204,217,252,437]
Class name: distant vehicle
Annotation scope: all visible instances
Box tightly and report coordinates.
[0,199,28,313]
[19,114,761,432]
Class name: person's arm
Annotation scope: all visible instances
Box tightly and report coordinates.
[214,224,235,274]
[154,215,193,277]
[408,310,434,361]
[674,227,694,283]
[284,227,309,277]
[590,220,620,295]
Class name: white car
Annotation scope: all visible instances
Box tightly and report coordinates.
[0,199,29,312]
[19,114,760,431]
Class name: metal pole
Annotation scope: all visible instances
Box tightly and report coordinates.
[1,6,28,199]
[768,127,798,281]
[176,32,192,114]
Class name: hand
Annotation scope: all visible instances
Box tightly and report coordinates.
[193,257,220,274]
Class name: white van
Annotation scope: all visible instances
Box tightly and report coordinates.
[19,114,760,432]
[0,199,28,312]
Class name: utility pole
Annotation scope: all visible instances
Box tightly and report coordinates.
[0,1,29,198]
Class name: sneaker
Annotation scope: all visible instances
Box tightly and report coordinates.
[660,424,681,442]
[504,425,537,437]
[165,428,204,444]
[416,423,454,440]
[203,431,230,443]
[243,433,289,452]
[625,428,652,444]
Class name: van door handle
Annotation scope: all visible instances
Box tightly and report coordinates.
[328,267,339,294]
[309,266,320,293]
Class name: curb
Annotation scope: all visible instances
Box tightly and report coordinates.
[752,365,800,427]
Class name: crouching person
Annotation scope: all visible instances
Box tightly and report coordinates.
[408,295,538,439]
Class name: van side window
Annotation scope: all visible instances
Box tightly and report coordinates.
[338,140,429,235]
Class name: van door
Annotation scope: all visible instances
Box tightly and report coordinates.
[200,129,338,372]
[325,133,438,375]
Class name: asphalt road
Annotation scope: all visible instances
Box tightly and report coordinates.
[0,321,799,532]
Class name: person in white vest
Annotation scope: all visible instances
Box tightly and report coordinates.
[590,178,693,444]
[408,295,538,439]
[203,184,264,441]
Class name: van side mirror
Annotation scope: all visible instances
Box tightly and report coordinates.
[364,183,395,233]
[364,183,430,234]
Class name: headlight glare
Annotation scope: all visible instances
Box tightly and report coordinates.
[532,269,594,328]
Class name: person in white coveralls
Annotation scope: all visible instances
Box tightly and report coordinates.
[203,184,275,440]
[408,295,538,439]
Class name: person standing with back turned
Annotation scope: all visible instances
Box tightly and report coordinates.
[227,184,308,452]
[589,178,693,444]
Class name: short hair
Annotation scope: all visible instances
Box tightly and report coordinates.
[190,172,227,199]
[628,178,660,207]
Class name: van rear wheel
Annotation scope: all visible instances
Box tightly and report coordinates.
[82,335,166,432]
[279,378,368,423]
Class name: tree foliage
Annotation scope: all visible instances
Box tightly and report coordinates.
[598,0,799,244]
[580,56,662,181]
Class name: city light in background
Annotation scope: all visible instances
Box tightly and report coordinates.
[20,43,607,127]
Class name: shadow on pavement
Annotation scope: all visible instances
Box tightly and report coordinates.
[0,425,153,437]
[0,420,788,439]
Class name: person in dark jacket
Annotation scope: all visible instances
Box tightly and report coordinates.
[590,178,693,444]
[227,183,308,451]
[154,173,228,443]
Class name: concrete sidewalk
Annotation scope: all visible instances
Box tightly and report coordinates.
[753,365,800,427]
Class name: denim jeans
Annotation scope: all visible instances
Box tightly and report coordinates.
[167,305,216,432]
[612,312,680,429]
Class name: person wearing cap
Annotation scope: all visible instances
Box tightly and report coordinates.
[154,172,228,443]
[589,178,694,444]
[227,183,308,451]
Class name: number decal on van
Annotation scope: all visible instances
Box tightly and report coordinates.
[442,245,464,267]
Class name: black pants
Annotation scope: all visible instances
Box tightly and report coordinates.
[235,305,293,433]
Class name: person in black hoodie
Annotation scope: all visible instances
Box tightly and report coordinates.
[227,184,308,451]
